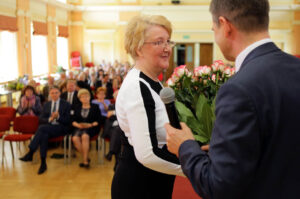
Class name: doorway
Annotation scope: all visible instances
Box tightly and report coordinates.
[165,42,213,81]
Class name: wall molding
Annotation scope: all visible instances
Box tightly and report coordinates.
[71,21,84,26]
[47,16,56,22]
[174,30,213,34]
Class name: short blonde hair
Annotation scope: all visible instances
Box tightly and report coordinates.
[125,15,172,59]
[77,88,90,98]
[96,87,106,94]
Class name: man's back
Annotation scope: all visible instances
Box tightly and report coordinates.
[210,42,300,198]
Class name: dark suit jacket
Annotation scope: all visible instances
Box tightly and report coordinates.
[39,99,71,133]
[71,103,102,137]
[60,91,81,109]
[179,43,300,199]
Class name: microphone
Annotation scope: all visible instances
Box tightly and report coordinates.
[160,87,181,129]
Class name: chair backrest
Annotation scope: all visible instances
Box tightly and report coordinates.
[0,107,16,122]
[0,115,11,132]
[13,115,39,134]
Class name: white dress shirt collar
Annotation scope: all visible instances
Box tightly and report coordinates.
[235,38,272,72]
[51,99,60,112]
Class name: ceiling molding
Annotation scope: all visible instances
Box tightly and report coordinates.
[85,29,116,33]
[29,1,300,12]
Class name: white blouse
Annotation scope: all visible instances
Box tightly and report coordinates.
[116,67,184,176]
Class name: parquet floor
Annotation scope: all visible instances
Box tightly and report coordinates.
[0,141,115,199]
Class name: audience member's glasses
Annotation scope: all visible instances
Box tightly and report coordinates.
[144,40,176,48]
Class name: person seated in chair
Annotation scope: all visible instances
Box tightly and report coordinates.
[102,90,122,171]
[17,85,42,116]
[19,86,71,175]
[92,87,111,123]
[71,89,102,168]
[61,79,81,109]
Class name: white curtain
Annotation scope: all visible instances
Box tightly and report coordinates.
[0,31,18,82]
[31,35,48,76]
[56,36,69,70]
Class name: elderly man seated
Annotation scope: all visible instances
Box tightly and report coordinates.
[19,85,71,175]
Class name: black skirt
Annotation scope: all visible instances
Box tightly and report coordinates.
[111,142,175,199]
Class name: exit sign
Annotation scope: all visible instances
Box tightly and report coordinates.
[183,35,190,39]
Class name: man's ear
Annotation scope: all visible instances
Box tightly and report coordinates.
[219,16,233,38]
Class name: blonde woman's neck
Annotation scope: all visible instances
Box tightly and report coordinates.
[135,61,160,82]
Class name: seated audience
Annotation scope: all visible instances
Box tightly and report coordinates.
[102,74,114,99]
[19,86,71,175]
[17,85,42,116]
[28,80,46,105]
[92,87,111,122]
[61,79,81,109]
[71,89,102,168]
[59,80,67,93]
[56,71,67,86]
[42,76,55,101]
[102,90,121,171]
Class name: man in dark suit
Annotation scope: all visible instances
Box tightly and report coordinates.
[60,79,81,109]
[20,86,71,175]
[165,0,300,198]
[95,74,114,99]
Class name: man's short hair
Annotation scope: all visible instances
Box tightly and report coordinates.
[209,0,269,32]
[49,85,60,92]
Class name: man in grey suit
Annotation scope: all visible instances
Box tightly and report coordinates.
[165,0,300,198]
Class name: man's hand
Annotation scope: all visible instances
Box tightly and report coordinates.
[165,122,195,157]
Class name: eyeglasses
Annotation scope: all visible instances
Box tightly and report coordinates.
[144,40,176,48]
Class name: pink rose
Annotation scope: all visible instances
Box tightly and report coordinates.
[174,65,188,77]
[194,66,203,76]
[224,67,231,76]
[171,73,179,82]
[212,60,225,72]
[202,66,211,75]
[230,68,235,75]
[211,74,216,82]
[167,78,175,86]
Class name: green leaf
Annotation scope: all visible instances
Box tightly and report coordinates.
[201,103,213,139]
[175,101,194,118]
[195,94,207,121]
[194,135,209,144]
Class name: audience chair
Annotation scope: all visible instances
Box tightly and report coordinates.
[0,115,11,139]
[2,115,39,164]
[0,107,16,123]
[48,135,68,164]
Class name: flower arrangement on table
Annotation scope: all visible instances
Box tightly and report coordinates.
[6,76,28,91]
[167,60,235,144]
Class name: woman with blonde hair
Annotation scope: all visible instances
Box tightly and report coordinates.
[111,15,183,199]
[71,88,101,168]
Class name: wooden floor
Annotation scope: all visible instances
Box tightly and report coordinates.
[0,141,115,199]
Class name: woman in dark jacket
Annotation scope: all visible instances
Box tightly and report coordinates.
[71,88,102,168]
[17,85,42,116]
